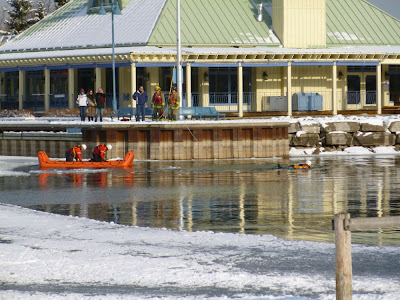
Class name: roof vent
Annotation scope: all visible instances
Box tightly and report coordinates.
[255,4,263,22]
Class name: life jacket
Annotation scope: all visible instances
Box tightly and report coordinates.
[68,146,82,161]
[93,144,107,160]
[293,164,311,169]
[153,93,162,105]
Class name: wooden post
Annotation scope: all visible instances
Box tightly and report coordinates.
[334,213,352,300]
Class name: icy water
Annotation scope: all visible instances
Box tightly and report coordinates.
[1,155,400,246]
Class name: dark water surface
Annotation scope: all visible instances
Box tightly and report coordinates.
[1,155,400,246]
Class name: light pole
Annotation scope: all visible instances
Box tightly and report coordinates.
[176,0,183,105]
[98,1,121,112]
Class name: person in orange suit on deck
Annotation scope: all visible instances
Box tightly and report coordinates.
[91,144,112,162]
[66,144,86,162]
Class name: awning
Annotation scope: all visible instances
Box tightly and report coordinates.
[96,62,132,68]
[291,62,334,66]
[19,66,45,71]
[0,67,19,72]
[336,61,380,66]
[191,63,239,67]
[46,65,69,70]
[135,62,176,67]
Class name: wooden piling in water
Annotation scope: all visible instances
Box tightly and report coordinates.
[334,213,353,300]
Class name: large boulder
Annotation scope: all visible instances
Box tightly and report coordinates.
[359,120,386,132]
[288,121,300,134]
[353,132,395,146]
[324,132,354,146]
[388,121,400,133]
[320,121,359,133]
[290,132,320,147]
[299,121,320,134]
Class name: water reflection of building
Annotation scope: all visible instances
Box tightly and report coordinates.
[28,159,400,245]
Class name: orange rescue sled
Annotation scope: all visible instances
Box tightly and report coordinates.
[38,151,134,169]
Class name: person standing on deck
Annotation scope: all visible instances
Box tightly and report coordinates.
[133,86,148,122]
[151,86,165,121]
[95,88,106,122]
[86,89,96,121]
[168,86,180,121]
[76,89,88,122]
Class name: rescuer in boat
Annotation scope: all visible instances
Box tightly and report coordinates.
[65,144,87,162]
[91,144,112,162]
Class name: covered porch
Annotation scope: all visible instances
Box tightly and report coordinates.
[0,47,400,116]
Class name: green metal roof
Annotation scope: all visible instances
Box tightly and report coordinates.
[326,0,400,46]
[148,0,280,47]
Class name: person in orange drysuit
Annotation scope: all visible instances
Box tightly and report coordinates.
[292,160,312,169]
[91,144,112,162]
[65,144,87,162]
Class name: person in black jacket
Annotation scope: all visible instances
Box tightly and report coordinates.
[95,87,106,122]
[133,86,148,122]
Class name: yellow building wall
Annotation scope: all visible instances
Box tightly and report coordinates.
[147,67,160,101]
[255,66,346,111]
[254,67,285,111]
[273,0,326,48]
[119,67,132,107]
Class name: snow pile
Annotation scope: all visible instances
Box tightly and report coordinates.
[0,109,34,118]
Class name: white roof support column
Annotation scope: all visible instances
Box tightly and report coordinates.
[95,67,102,92]
[376,63,382,115]
[18,70,25,111]
[332,61,338,115]
[44,68,50,112]
[68,68,75,109]
[186,62,191,107]
[238,62,243,118]
[287,62,292,117]
[130,62,136,108]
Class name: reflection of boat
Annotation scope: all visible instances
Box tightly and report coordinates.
[37,151,134,168]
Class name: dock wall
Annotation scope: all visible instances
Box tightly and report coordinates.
[0,122,290,160]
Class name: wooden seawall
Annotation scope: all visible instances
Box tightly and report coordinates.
[0,121,290,160]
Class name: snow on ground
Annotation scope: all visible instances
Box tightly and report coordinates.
[1,204,400,299]
[1,111,400,127]
[289,146,400,157]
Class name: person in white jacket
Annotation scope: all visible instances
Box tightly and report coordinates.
[76,89,88,122]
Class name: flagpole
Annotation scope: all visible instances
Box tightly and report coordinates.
[177,0,183,106]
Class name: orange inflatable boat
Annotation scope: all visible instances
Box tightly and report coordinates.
[38,151,134,168]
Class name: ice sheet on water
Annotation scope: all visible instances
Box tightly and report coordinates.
[0,156,38,177]
[0,203,399,299]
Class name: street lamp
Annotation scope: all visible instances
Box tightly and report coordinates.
[176,0,182,105]
[98,1,121,112]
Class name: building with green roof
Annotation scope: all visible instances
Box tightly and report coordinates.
[0,0,400,116]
